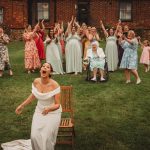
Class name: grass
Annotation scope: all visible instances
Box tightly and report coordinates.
[0,41,150,150]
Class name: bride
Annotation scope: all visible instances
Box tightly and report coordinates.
[2,63,62,150]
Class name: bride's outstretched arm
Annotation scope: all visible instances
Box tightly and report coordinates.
[15,94,35,115]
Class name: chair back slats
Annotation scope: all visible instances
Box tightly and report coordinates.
[60,86,73,112]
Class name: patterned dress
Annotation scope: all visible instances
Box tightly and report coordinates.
[140,46,150,65]
[86,48,105,71]
[0,34,11,71]
[23,32,41,70]
[120,38,138,69]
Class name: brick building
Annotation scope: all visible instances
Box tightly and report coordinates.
[0,0,150,39]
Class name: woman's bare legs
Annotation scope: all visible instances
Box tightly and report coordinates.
[144,64,148,72]
[91,68,97,81]
[131,69,141,84]
[0,70,3,77]
[99,69,105,81]
[125,69,131,83]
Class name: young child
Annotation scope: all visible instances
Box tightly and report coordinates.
[139,40,150,72]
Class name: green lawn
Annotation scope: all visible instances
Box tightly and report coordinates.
[0,41,150,150]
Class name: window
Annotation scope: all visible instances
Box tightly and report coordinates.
[119,1,132,21]
[0,7,3,23]
[37,2,49,21]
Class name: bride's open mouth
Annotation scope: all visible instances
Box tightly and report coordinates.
[41,70,47,76]
[42,70,46,74]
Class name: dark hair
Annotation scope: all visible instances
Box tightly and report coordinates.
[41,63,53,78]
[48,29,54,38]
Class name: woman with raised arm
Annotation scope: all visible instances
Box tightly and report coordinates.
[119,30,141,84]
[83,26,96,59]
[91,27,100,41]
[23,25,41,73]
[15,63,62,150]
[65,17,82,74]
[34,20,45,61]
[0,27,13,77]
[44,28,64,74]
[57,21,65,55]
[116,24,124,66]
[100,20,119,71]
[53,22,64,61]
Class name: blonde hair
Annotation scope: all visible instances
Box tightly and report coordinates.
[128,30,135,39]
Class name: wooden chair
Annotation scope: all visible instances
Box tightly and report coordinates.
[57,85,75,148]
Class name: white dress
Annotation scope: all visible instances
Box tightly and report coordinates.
[65,33,82,73]
[105,36,118,71]
[1,84,62,150]
[45,37,64,74]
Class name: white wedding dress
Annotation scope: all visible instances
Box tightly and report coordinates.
[1,84,62,150]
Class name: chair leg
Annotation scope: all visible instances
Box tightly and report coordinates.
[73,127,75,137]
[72,134,74,150]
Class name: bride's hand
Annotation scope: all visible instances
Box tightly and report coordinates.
[15,105,24,115]
[42,107,50,115]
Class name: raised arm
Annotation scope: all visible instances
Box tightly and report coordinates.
[95,33,100,41]
[100,20,108,37]
[114,20,121,36]
[74,17,80,29]
[41,19,45,31]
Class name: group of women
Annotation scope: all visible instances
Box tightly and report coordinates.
[1,17,147,84]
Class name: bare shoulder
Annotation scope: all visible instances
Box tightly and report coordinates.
[50,79,60,88]
[33,78,41,86]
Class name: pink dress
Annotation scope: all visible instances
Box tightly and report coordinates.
[23,32,41,70]
[140,46,150,65]
[34,31,45,60]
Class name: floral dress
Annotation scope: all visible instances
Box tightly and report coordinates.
[0,34,11,71]
[90,51,105,71]
[120,38,138,69]
[23,32,41,70]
